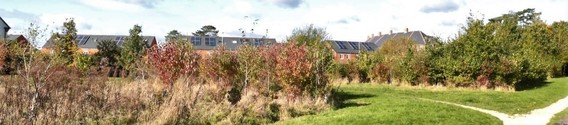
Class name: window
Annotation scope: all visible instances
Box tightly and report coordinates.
[114,36,125,45]
[191,36,201,45]
[340,54,344,60]
[75,35,90,45]
[361,43,373,51]
[348,42,359,50]
[347,54,350,59]
[335,41,347,49]
[83,50,89,55]
[50,50,54,55]
[205,37,216,46]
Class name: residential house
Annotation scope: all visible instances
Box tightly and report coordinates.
[42,35,157,55]
[328,40,378,63]
[179,35,277,57]
[5,34,29,47]
[366,28,434,49]
[0,16,10,40]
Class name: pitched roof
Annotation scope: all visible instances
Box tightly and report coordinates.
[6,34,25,44]
[43,34,156,49]
[0,16,9,29]
[328,40,378,54]
[366,31,432,47]
[178,35,278,50]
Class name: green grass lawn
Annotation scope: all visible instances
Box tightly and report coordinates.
[388,77,568,115]
[275,77,568,125]
[550,107,568,125]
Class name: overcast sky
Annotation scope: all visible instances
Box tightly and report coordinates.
[1,0,567,46]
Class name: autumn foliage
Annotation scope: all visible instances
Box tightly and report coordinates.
[148,41,199,85]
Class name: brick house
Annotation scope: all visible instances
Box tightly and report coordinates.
[5,34,29,47]
[328,40,378,63]
[42,35,157,55]
[366,28,434,49]
[179,35,277,57]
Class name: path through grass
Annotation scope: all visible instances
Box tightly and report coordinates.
[276,77,568,125]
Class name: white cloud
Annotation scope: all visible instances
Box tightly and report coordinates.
[79,0,147,12]
[2,0,568,43]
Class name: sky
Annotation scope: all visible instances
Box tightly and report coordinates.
[1,0,567,46]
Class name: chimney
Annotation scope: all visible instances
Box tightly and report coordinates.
[405,28,409,33]
[379,32,382,36]
[371,33,375,38]
[389,30,393,35]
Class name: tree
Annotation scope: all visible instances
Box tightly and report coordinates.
[552,21,568,76]
[94,40,121,66]
[192,25,219,37]
[286,25,333,96]
[165,30,182,42]
[119,25,147,76]
[52,18,78,65]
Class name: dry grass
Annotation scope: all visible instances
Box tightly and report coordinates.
[0,72,332,124]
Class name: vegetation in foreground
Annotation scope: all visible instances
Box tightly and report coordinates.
[391,77,568,115]
[330,8,568,90]
[0,20,335,124]
[275,83,502,125]
[1,8,567,125]
[278,77,568,125]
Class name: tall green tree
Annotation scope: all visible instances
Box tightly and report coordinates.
[165,30,182,42]
[192,25,219,36]
[552,21,568,76]
[94,40,121,66]
[119,25,147,75]
[52,18,78,65]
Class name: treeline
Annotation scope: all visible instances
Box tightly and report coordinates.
[333,8,568,90]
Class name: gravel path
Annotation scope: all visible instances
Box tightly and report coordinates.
[421,96,568,125]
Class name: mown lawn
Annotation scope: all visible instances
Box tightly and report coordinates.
[390,77,568,115]
[275,85,502,125]
[275,77,568,125]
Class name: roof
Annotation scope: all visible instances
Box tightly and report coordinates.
[43,34,156,49]
[366,31,433,47]
[328,40,378,54]
[5,34,25,44]
[0,16,9,29]
[178,35,278,50]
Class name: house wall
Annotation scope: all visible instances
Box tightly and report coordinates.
[0,23,7,40]
[195,50,213,58]
[41,48,99,55]
[332,51,358,63]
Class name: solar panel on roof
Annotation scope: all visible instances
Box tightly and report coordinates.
[348,42,359,50]
[75,35,90,45]
[335,41,347,49]
[362,43,373,51]
[115,36,125,45]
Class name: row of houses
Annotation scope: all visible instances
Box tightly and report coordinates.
[1,16,432,63]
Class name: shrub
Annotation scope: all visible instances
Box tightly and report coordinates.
[200,45,239,103]
[275,43,312,99]
[148,41,199,86]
